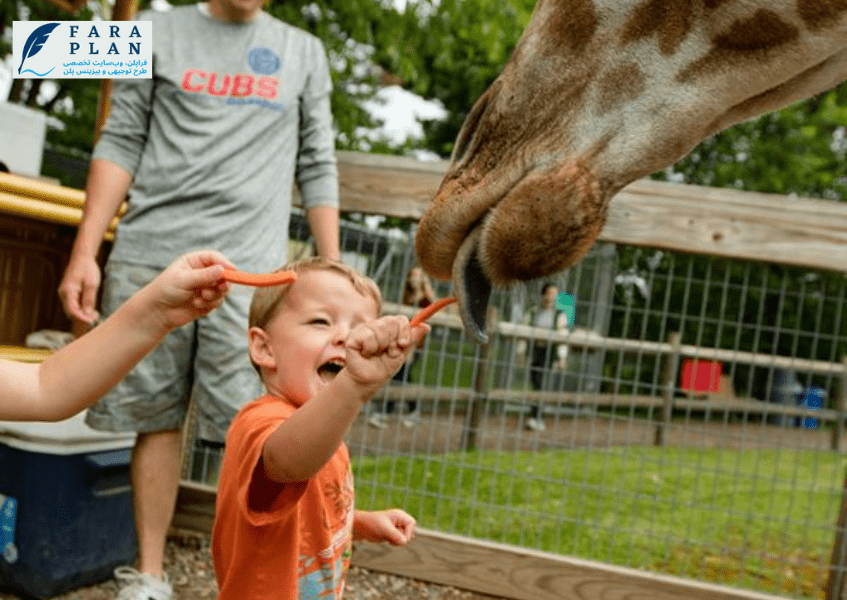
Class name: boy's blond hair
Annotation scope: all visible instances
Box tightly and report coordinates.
[248,257,382,332]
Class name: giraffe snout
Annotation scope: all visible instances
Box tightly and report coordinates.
[476,162,607,286]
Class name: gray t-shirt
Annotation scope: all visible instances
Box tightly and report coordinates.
[94,4,338,271]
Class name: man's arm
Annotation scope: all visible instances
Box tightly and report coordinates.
[307,205,340,260]
[297,39,340,260]
[58,159,132,323]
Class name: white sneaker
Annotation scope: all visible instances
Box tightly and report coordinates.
[525,417,546,432]
[368,414,388,429]
[114,566,173,600]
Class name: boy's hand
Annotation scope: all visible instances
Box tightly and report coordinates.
[345,316,429,390]
[353,509,416,546]
[147,250,235,329]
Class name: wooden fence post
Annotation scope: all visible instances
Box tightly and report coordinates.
[826,357,847,600]
[655,332,681,447]
[831,356,847,452]
[461,306,497,452]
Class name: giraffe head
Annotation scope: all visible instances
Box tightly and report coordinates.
[415,0,847,342]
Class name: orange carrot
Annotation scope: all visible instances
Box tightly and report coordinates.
[410,297,457,327]
[221,269,297,287]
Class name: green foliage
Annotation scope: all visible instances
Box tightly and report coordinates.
[372,0,533,156]
[655,85,847,201]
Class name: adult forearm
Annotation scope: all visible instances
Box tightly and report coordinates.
[307,205,340,260]
[73,158,132,258]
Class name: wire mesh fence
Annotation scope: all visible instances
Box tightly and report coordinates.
[186,209,847,599]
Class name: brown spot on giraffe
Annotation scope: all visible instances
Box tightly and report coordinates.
[540,0,598,54]
[704,0,734,9]
[679,10,800,82]
[622,0,694,55]
[596,62,646,116]
[798,0,847,32]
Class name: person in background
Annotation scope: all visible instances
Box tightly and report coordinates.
[213,257,424,599]
[525,282,568,432]
[369,265,435,428]
[57,0,339,597]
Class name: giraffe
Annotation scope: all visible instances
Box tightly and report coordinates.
[414,0,847,342]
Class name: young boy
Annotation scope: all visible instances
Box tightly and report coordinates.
[212,257,428,599]
[0,249,233,422]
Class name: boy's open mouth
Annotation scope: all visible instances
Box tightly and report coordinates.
[317,360,344,383]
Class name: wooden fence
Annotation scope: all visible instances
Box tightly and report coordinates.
[3,152,847,600]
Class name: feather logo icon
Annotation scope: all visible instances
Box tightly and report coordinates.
[18,22,60,77]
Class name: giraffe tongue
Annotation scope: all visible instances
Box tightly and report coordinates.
[452,228,491,344]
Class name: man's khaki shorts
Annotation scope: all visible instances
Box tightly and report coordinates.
[85,261,264,442]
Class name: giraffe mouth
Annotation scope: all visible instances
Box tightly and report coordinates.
[452,227,491,344]
[421,161,606,344]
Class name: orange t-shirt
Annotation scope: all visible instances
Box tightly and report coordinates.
[212,395,354,599]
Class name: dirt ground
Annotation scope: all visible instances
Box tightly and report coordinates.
[347,407,841,456]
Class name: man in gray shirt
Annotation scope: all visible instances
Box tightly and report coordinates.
[58,0,339,597]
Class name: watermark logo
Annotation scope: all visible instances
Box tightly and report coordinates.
[13,21,152,79]
[17,22,60,77]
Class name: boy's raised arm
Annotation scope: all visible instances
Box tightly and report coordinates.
[262,317,429,484]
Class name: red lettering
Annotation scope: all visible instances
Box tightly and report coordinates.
[180,71,279,102]
[231,74,254,97]
[256,77,279,99]
[181,69,206,93]
[206,73,231,96]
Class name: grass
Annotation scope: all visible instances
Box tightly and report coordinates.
[353,445,846,598]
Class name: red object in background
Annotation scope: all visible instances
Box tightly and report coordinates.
[680,359,722,393]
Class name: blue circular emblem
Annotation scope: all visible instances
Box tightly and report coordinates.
[247,47,281,75]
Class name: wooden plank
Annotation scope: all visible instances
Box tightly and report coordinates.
[293,150,446,220]
[656,332,681,446]
[594,179,847,272]
[0,346,50,363]
[487,390,663,409]
[495,321,845,376]
[170,480,216,535]
[321,153,847,272]
[0,192,118,240]
[382,384,477,403]
[675,397,837,420]
[7,152,847,272]
[0,172,86,209]
[352,528,787,600]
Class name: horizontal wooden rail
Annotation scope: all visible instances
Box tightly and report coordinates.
[325,151,847,272]
[8,151,847,271]
[0,346,50,363]
[0,173,121,239]
[384,301,847,378]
